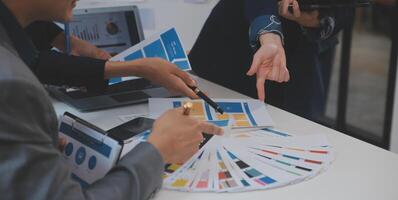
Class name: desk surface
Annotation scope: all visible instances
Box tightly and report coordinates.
[53,76,398,200]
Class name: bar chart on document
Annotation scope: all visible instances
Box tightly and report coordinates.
[145,98,335,192]
[71,23,101,42]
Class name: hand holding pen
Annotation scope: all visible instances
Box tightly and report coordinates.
[187,85,224,114]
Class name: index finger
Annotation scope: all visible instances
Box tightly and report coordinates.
[256,75,266,101]
[175,78,199,99]
[173,67,196,86]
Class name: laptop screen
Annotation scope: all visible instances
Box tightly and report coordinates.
[70,7,143,56]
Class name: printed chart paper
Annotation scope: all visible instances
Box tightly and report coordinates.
[109,27,191,84]
[149,98,275,129]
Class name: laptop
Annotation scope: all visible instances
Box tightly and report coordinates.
[48,6,183,112]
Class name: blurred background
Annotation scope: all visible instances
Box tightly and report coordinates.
[322,0,397,150]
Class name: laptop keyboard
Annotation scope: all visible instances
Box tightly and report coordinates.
[111,91,150,103]
[63,79,156,100]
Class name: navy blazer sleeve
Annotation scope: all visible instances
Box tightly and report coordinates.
[301,8,355,41]
[245,0,284,49]
[35,51,108,91]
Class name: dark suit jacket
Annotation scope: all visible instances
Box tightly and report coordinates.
[189,0,353,120]
[23,21,108,91]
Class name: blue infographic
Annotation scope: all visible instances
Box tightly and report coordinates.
[59,114,122,187]
[110,28,191,85]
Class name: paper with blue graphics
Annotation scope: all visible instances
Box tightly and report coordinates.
[109,28,191,85]
[59,114,122,188]
[148,98,275,129]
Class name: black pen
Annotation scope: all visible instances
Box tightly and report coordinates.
[188,85,224,114]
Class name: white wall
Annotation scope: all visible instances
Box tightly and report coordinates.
[390,51,398,154]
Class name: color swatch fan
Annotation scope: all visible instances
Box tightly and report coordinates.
[162,129,334,192]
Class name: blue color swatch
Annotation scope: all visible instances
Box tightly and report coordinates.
[60,123,112,158]
[75,147,86,165]
[217,102,244,113]
[161,28,186,61]
[65,142,73,156]
[173,60,190,71]
[143,40,168,60]
[88,156,97,170]
[124,50,144,61]
[259,176,276,184]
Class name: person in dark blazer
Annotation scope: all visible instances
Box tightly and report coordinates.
[0,0,223,199]
[189,0,353,120]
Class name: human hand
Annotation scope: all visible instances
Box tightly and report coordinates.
[104,57,199,98]
[278,0,320,28]
[246,33,289,101]
[148,107,224,164]
[134,58,199,99]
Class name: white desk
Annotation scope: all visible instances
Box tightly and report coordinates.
[53,76,398,200]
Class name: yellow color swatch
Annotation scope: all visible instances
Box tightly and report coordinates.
[218,162,226,170]
[216,113,230,120]
[232,113,247,121]
[168,164,181,171]
[235,121,250,127]
[184,101,205,116]
[172,179,189,187]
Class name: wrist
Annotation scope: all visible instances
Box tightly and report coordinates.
[259,33,283,47]
[147,132,168,162]
[104,60,141,79]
